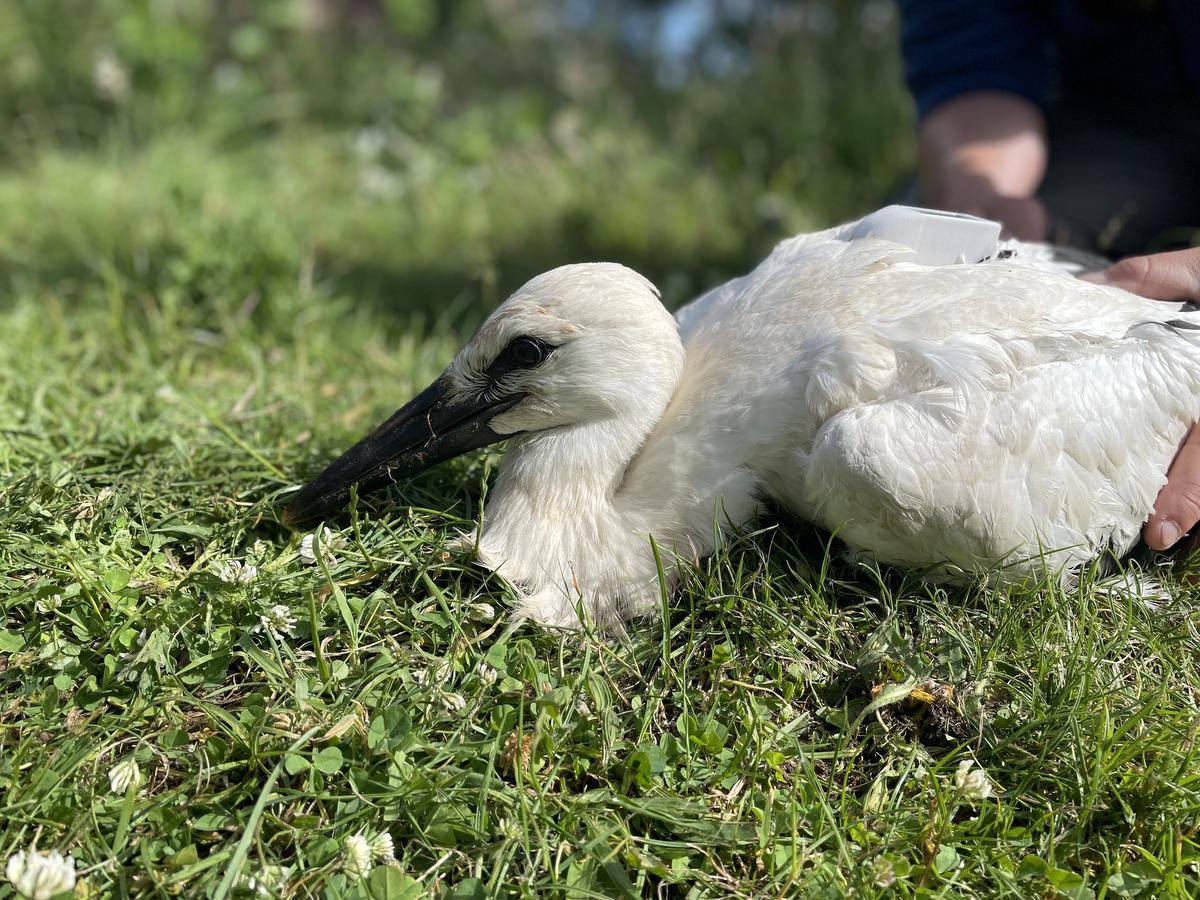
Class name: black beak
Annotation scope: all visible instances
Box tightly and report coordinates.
[283,376,523,524]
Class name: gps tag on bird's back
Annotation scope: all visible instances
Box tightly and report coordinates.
[846,205,1001,266]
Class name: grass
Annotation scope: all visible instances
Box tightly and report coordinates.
[4,151,1200,900]
[2,4,1199,897]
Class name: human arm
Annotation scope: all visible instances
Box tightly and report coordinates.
[917,91,1049,241]
[896,1,1052,239]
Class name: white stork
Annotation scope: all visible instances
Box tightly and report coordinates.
[287,208,1199,628]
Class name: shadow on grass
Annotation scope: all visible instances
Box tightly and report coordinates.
[320,225,778,332]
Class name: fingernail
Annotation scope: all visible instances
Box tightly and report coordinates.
[1079,271,1108,284]
[1155,518,1182,548]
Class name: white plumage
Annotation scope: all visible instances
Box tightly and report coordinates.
[293,212,1200,628]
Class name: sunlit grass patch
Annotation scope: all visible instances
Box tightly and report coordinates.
[3,277,1199,895]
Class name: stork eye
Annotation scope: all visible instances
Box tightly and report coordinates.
[504,336,552,368]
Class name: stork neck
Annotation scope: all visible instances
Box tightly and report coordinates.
[489,411,658,514]
[474,387,762,626]
[473,396,680,623]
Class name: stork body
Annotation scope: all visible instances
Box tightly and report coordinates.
[289,217,1200,628]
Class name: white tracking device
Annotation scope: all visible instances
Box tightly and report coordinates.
[846,205,1002,266]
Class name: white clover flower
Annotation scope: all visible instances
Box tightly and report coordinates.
[298,531,322,564]
[6,850,76,900]
[257,605,297,641]
[216,560,258,585]
[476,662,498,687]
[441,692,467,713]
[107,757,142,795]
[360,166,403,201]
[496,817,522,841]
[871,855,897,888]
[238,864,289,897]
[92,51,130,102]
[954,759,997,802]
[352,127,387,161]
[299,528,341,567]
[34,594,63,614]
[369,832,395,862]
[412,658,451,688]
[342,833,372,879]
[468,602,495,622]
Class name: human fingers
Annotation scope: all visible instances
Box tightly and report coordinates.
[1081,247,1200,301]
[1144,425,1200,550]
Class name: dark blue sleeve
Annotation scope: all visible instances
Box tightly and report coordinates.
[896,0,1051,118]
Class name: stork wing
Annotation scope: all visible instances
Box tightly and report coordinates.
[672,228,1200,580]
[801,321,1200,579]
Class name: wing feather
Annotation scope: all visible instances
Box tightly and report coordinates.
[802,328,1200,579]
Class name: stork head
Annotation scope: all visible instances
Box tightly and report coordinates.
[284,262,681,523]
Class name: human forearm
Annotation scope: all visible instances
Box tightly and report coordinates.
[919,91,1047,201]
[917,91,1049,239]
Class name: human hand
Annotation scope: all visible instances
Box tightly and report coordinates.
[1083,248,1200,550]
[1079,247,1200,301]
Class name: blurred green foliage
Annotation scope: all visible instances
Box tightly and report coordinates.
[0,0,913,318]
